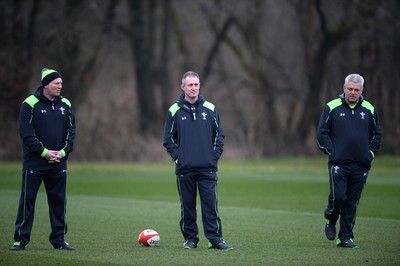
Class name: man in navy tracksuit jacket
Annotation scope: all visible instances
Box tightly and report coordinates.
[163,71,232,250]
[317,74,381,248]
[11,69,76,251]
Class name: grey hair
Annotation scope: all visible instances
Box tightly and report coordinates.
[181,71,200,84]
[344,74,364,88]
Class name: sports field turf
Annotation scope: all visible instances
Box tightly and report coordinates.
[0,157,399,265]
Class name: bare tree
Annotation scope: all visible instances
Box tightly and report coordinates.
[0,0,398,161]
[0,0,40,159]
[0,0,120,159]
[41,0,119,106]
[293,0,353,147]
[128,0,159,135]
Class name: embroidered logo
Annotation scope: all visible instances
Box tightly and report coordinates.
[60,107,65,115]
[41,110,46,113]
[360,112,365,119]
[340,113,345,117]
[201,112,207,120]
[182,116,187,120]
[333,166,339,174]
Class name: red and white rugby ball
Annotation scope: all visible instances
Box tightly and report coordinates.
[138,229,160,247]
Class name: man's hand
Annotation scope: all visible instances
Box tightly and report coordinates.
[45,150,62,163]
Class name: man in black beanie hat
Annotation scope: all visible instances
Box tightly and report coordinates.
[11,68,76,251]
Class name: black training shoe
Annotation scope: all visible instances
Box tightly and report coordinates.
[55,242,75,251]
[10,242,25,251]
[183,240,198,249]
[325,219,336,240]
[208,241,233,250]
[336,238,359,249]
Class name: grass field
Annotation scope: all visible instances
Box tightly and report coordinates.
[0,157,399,265]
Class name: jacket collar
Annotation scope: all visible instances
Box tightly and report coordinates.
[177,93,205,111]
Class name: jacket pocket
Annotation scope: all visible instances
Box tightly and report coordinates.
[368,150,375,164]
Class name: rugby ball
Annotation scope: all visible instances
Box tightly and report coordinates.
[138,229,160,247]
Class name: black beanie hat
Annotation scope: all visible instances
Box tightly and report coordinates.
[41,68,62,86]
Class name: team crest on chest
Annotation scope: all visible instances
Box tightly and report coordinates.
[59,107,65,115]
[360,112,365,119]
[201,112,207,120]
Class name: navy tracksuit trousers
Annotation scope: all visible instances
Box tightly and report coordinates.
[13,169,68,248]
[324,163,368,241]
[176,171,223,244]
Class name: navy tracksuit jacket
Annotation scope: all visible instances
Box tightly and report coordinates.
[14,86,76,248]
[163,93,225,244]
[317,93,381,241]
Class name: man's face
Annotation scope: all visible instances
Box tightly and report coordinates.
[181,76,200,102]
[43,78,63,100]
[343,81,363,105]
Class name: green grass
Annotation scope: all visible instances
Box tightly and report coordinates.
[1,157,399,265]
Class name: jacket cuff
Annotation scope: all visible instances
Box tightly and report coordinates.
[41,148,48,157]
[61,149,66,158]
